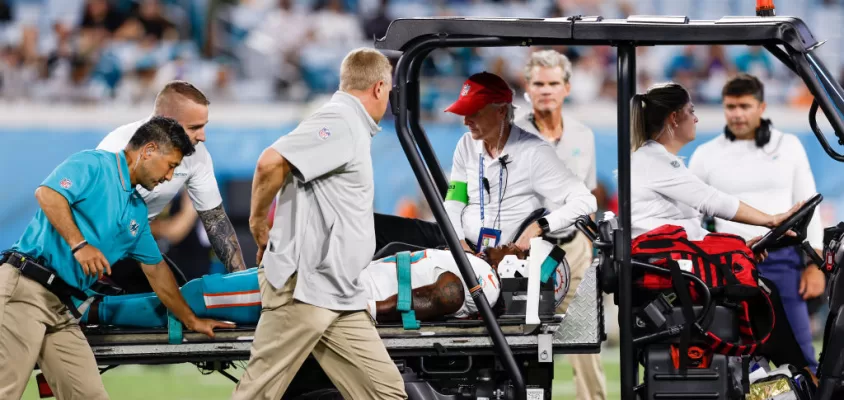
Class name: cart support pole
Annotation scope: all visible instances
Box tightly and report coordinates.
[391,36,527,400]
[407,50,450,196]
[617,43,637,400]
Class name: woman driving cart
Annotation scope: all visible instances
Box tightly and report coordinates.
[629,82,804,247]
[626,81,820,387]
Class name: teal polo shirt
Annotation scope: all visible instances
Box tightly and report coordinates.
[11,149,163,291]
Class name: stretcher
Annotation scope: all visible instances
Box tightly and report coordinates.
[82,264,603,366]
[67,253,603,398]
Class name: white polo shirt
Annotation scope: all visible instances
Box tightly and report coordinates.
[631,140,740,240]
[97,117,223,220]
[689,129,823,250]
[360,249,499,318]
[444,124,597,246]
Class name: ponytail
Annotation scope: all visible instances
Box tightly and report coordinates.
[629,82,691,152]
[631,94,648,151]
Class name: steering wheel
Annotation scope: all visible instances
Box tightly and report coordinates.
[750,193,823,253]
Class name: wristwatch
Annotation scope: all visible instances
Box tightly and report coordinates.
[536,217,550,235]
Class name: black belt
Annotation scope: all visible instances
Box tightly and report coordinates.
[1,252,89,319]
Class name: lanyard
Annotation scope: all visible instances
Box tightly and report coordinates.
[479,153,505,229]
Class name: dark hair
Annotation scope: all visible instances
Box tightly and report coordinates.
[631,82,691,151]
[128,116,195,157]
[156,80,210,107]
[722,73,764,103]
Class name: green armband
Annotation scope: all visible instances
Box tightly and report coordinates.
[445,181,468,204]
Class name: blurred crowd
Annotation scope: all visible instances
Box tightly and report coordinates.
[0,0,842,118]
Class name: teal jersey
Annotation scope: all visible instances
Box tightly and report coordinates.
[11,149,162,291]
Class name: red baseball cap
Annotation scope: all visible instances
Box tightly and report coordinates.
[445,72,514,116]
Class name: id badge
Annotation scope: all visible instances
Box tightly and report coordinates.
[477,227,502,252]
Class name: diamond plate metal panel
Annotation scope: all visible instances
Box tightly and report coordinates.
[553,264,602,345]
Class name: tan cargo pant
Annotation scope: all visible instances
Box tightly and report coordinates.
[232,269,407,400]
[0,263,108,400]
[559,232,607,400]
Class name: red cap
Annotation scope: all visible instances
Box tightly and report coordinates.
[445,72,514,116]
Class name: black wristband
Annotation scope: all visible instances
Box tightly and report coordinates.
[537,217,550,235]
[72,240,88,254]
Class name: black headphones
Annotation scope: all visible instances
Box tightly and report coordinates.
[724,118,773,148]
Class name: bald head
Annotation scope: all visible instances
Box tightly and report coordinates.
[153,81,210,145]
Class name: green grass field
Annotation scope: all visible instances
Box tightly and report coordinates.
[22,347,624,400]
[20,340,821,400]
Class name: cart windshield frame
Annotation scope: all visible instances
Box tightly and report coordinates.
[374,15,844,400]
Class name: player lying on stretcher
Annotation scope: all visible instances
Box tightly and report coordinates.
[77,244,570,328]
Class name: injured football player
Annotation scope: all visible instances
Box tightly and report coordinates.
[79,243,569,328]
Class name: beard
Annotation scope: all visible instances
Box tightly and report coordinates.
[139,179,157,191]
[136,163,159,191]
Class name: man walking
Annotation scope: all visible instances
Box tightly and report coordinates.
[232,48,407,400]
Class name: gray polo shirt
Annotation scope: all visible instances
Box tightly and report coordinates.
[262,91,380,311]
[516,112,597,191]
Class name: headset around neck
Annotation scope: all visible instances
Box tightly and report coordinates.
[724,118,773,148]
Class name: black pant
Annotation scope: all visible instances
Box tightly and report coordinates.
[103,254,188,294]
[374,213,448,255]
[373,209,550,256]
[375,208,548,253]
[758,275,811,370]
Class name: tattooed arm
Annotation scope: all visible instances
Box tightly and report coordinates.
[375,272,465,322]
[198,204,247,272]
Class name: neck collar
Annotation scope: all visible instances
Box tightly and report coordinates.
[332,91,381,136]
[116,150,133,192]
[478,123,518,160]
[528,111,564,142]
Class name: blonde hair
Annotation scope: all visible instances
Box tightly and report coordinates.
[523,49,573,83]
[339,48,393,92]
[630,82,690,151]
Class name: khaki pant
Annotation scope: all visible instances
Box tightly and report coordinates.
[559,233,607,400]
[0,264,108,400]
[232,269,407,400]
